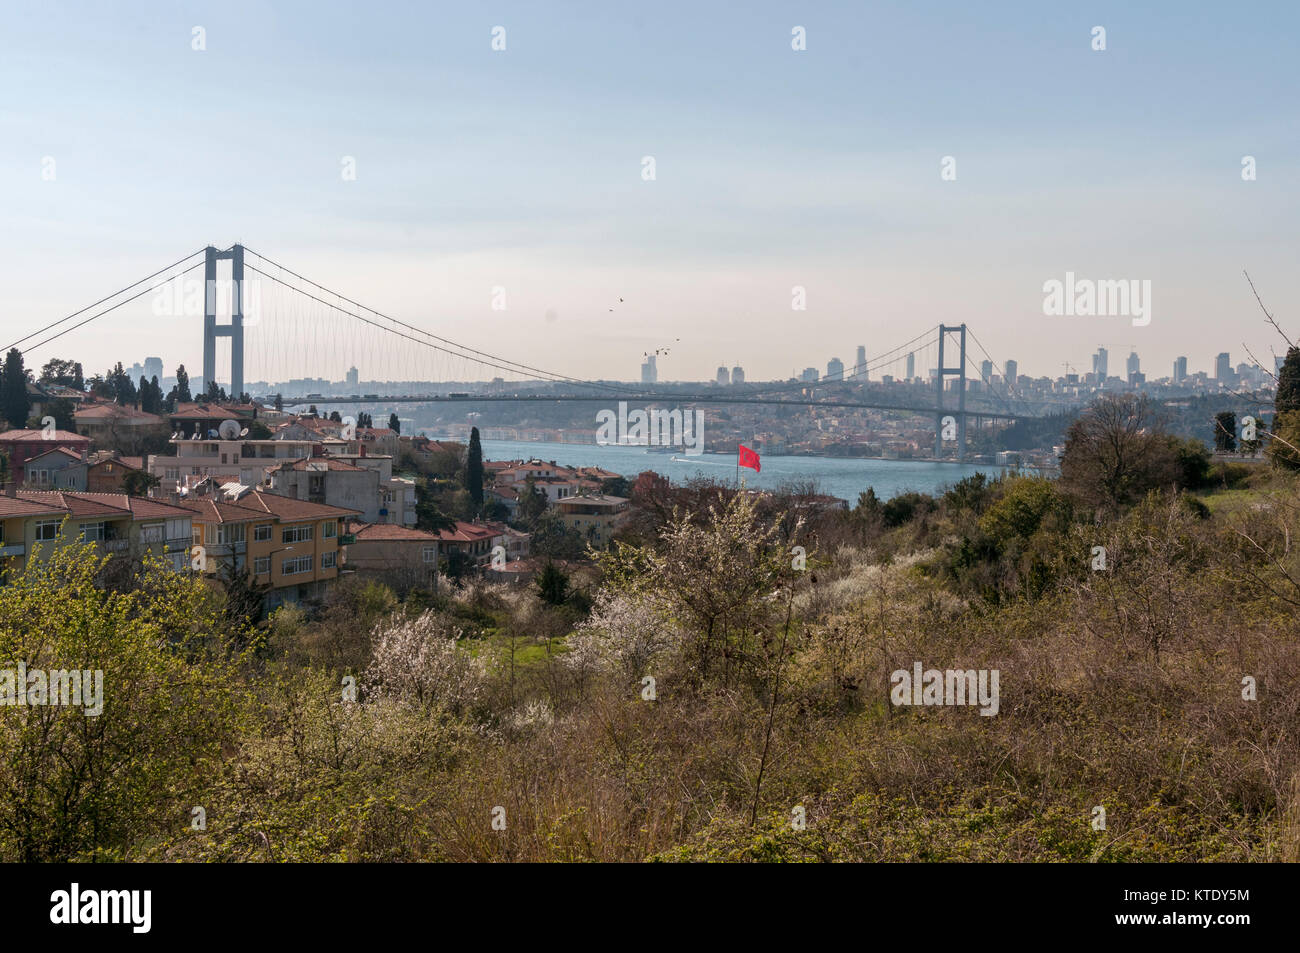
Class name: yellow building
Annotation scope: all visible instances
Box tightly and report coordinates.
[0,490,194,576]
[554,494,629,548]
[179,488,359,611]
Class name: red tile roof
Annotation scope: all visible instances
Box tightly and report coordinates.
[0,429,88,443]
[351,522,442,542]
[429,521,498,543]
[13,490,193,519]
[0,496,69,519]
[229,490,361,521]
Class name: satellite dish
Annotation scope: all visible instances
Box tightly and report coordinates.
[218,419,241,440]
[239,427,249,437]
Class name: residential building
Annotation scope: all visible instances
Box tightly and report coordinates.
[715,366,730,386]
[0,429,90,475]
[86,451,145,492]
[1,489,193,575]
[180,485,357,611]
[22,447,88,489]
[554,494,629,548]
[149,437,318,493]
[73,401,168,450]
[731,365,745,384]
[346,522,442,586]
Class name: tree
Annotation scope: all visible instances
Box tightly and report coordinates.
[0,542,244,860]
[175,365,191,403]
[414,478,457,533]
[39,358,80,387]
[1213,411,1237,453]
[535,560,570,606]
[357,412,373,429]
[1277,346,1300,415]
[600,475,632,497]
[388,413,401,435]
[245,420,272,439]
[329,410,342,423]
[1059,394,1180,510]
[42,397,76,432]
[122,470,161,497]
[515,477,548,528]
[465,427,484,508]
[1,349,30,430]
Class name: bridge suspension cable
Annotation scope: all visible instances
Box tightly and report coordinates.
[4,248,209,355]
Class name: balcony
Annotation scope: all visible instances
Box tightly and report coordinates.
[0,543,25,558]
[206,541,247,557]
[102,539,131,553]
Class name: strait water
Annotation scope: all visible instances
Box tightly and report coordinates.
[479,439,1010,503]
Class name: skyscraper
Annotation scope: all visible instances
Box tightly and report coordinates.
[346,366,359,388]
[1216,352,1231,381]
[1004,360,1017,387]
[641,355,657,384]
[1092,347,1108,379]
[1173,356,1187,383]
[980,359,993,382]
[906,352,915,381]
[801,367,819,383]
[731,365,745,384]
[855,345,867,381]
[1127,350,1140,383]
[716,366,730,386]
[827,357,845,381]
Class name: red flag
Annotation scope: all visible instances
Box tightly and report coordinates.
[738,444,761,472]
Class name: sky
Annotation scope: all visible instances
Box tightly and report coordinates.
[1,0,1298,387]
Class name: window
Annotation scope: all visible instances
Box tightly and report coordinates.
[283,525,313,544]
[254,556,270,575]
[282,554,312,575]
[217,524,245,545]
[321,521,336,539]
[165,467,179,482]
[422,546,438,564]
[321,551,336,570]
[36,521,61,542]
[141,523,164,543]
[254,524,272,542]
[166,518,188,541]
[31,468,48,485]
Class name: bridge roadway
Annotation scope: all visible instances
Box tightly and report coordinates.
[271,392,1064,422]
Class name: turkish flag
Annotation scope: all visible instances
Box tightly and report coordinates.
[738,444,761,472]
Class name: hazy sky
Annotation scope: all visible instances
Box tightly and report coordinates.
[2,0,1297,386]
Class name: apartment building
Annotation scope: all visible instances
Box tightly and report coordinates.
[0,429,90,474]
[0,489,193,575]
[267,452,416,525]
[149,437,318,493]
[180,486,358,611]
[73,401,168,449]
[554,494,629,548]
[22,447,87,489]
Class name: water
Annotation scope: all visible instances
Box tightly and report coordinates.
[478,439,1009,503]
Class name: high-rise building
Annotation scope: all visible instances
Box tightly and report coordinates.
[1216,352,1231,381]
[1092,347,1108,379]
[641,355,658,384]
[1126,350,1140,384]
[855,346,867,381]
[731,365,745,385]
[827,357,844,381]
[980,359,993,383]
[144,357,164,382]
[1173,356,1187,383]
[1004,360,1018,387]
[346,366,359,388]
[801,367,819,383]
[716,366,730,386]
[906,353,915,381]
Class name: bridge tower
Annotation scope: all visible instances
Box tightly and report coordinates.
[202,244,245,399]
[934,323,967,461]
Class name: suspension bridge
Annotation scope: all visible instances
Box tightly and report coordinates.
[6,244,1079,461]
